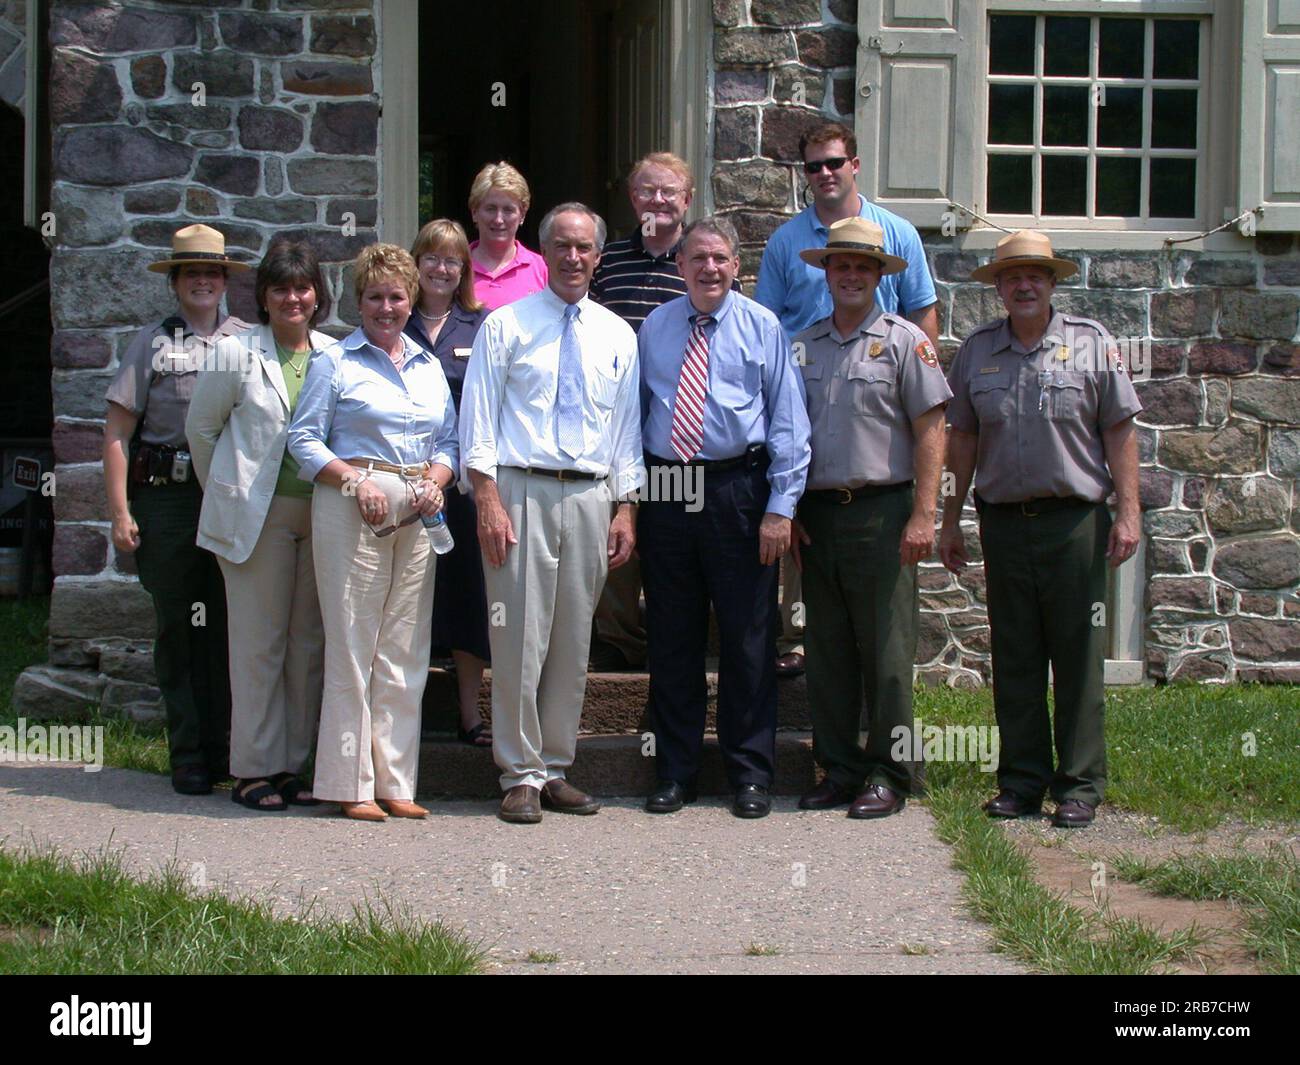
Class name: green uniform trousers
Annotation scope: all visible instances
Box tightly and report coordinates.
[801,485,917,795]
[132,478,231,773]
[978,498,1110,806]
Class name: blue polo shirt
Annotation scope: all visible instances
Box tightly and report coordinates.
[753,195,937,339]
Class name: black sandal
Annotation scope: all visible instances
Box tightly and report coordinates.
[457,722,493,747]
[232,778,288,811]
[270,772,320,806]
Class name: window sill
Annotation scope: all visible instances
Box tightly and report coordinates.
[949,227,1256,253]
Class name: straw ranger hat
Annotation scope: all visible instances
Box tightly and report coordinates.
[799,217,908,275]
[148,223,250,273]
[970,229,1077,284]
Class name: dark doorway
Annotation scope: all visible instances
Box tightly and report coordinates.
[417,0,665,247]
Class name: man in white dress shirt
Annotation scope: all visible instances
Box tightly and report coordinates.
[460,202,646,824]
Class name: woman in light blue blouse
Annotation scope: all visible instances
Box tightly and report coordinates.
[288,243,458,823]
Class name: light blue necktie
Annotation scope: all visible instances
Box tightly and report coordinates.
[556,302,585,458]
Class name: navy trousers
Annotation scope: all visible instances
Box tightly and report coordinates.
[639,457,778,789]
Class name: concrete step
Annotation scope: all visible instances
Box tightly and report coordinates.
[416,731,817,799]
[421,665,811,734]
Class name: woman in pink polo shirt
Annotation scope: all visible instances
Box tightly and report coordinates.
[467,161,548,310]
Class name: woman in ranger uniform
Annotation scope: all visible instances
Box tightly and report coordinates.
[102,224,251,796]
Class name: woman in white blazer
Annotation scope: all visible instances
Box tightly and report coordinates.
[186,240,333,812]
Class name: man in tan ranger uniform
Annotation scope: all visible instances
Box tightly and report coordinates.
[792,218,950,819]
[939,230,1142,829]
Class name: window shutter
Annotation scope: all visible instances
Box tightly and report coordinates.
[1239,0,1300,231]
[854,0,984,229]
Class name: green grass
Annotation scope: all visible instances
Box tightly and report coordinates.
[526,949,560,963]
[913,683,1300,831]
[743,942,781,956]
[0,845,485,975]
[925,775,1210,974]
[1111,849,1300,975]
[0,596,51,723]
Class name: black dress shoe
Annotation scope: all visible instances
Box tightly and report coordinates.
[983,790,1042,819]
[1053,799,1096,828]
[798,778,856,810]
[848,784,906,819]
[775,651,805,678]
[645,780,697,814]
[732,784,771,819]
[171,765,212,796]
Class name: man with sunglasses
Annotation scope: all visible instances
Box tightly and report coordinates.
[755,122,940,681]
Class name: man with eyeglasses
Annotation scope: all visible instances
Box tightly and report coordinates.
[587,153,698,673]
[755,122,941,681]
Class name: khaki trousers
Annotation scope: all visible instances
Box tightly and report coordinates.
[219,495,324,780]
[311,473,435,803]
[485,467,609,792]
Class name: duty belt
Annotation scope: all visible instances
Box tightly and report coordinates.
[975,494,1094,516]
[802,481,912,505]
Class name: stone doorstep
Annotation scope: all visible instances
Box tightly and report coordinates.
[422,666,812,735]
[416,732,818,800]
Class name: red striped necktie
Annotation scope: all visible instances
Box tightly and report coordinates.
[669,314,713,462]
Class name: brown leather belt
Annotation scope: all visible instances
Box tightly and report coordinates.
[506,466,600,482]
[346,458,430,479]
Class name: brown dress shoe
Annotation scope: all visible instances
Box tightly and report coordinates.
[339,800,388,822]
[798,778,856,810]
[1053,799,1096,828]
[775,651,806,678]
[378,798,429,819]
[848,784,906,819]
[499,784,542,824]
[541,778,601,815]
[983,790,1043,819]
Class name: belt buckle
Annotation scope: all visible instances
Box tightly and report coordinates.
[555,469,574,483]
[1020,500,1039,517]
[399,463,425,481]
[838,487,854,505]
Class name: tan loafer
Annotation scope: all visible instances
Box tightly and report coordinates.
[378,798,429,819]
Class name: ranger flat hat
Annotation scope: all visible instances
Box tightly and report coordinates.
[148,223,250,273]
[970,229,1077,283]
[799,217,908,275]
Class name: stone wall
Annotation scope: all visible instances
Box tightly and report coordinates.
[17,0,382,721]
[711,0,1300,685]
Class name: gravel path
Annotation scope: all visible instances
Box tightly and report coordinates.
[0,763,1025,975]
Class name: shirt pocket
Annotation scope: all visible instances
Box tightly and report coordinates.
[847,360,896,418]
[1044,371,1085,422]
[715,356,759,396]
[970,374,1012,424]
[589,364,620,411]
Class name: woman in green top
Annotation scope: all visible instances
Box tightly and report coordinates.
[186,240,334,811]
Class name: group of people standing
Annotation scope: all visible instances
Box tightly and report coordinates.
[104,122,1141,830]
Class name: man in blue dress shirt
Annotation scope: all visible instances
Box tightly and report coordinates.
[638,217,811,819]
[755,121,941,680]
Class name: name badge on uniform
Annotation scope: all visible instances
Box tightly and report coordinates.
[869,341,883,358]
[454,347,472,359]
[979,365,1000,374]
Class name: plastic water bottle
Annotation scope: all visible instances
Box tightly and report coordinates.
[422,511,455,555]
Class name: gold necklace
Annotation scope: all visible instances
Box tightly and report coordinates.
[277,342,310,378]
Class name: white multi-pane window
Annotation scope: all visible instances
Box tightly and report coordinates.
[854,0,1300,242]
[984,13,1204,226]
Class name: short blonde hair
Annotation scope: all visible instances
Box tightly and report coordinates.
[410,219,483,313]
[353,243,419,305]
[628,151,694,196]
[468,161,531,215]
